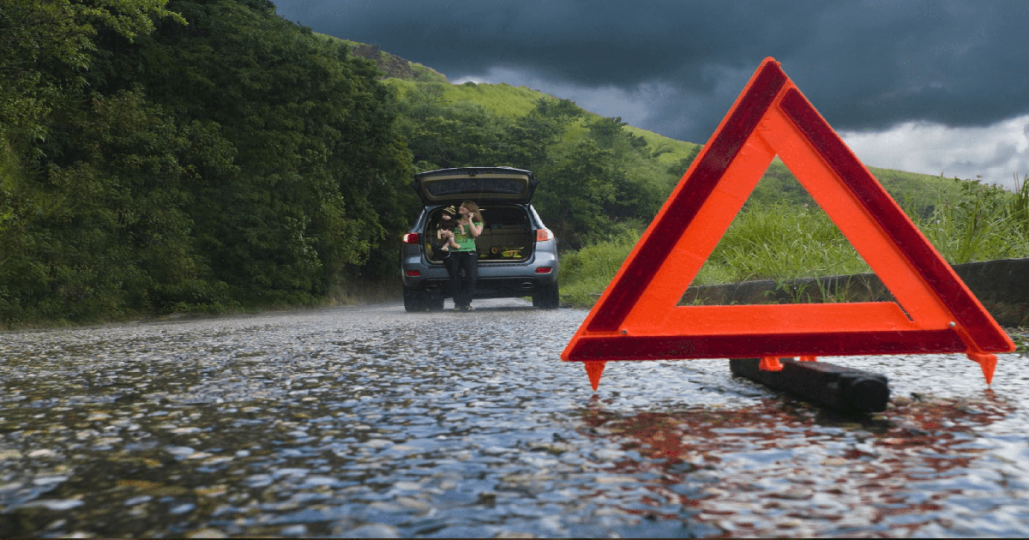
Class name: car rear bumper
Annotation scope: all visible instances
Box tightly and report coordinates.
[405,276,557,298]
[402,255,558,295]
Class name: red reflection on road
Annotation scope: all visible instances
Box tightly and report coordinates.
[578,392,1012,536]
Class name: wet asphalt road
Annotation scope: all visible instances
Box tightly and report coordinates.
[2,298,1029,537]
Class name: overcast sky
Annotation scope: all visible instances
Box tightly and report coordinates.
[272,0,1029,191]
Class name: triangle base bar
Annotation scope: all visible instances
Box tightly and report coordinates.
[565,329,967,362]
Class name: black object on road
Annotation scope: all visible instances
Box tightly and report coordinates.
[730,358,890,413]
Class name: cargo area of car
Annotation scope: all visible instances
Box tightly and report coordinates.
[425,205,534,264]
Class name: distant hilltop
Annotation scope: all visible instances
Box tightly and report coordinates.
[337,38,450,83]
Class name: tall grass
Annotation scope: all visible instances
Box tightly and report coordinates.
[1009,174,1029,237]
[560,179,1029,308]
[919,177,1029,264]
[560,230,641,306]
[695,204,872,285]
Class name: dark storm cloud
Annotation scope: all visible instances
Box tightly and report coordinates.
[272,0,1029,143]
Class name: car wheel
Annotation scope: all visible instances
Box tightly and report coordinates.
[533,283,560,309]
[403,288,426,312]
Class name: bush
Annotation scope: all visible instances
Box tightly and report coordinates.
[559,229,640,307]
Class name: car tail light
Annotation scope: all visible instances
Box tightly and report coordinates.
[402,233,420,244]
[535,228,553,242]
[536,267,552,274]
[405,270,421,277]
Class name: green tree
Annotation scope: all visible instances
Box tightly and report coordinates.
[534,139,619,249]
[0,0,184,150]
[0,0,189,323]
[397,87,507,170]
[97,0,413,302]
[496,97,582,171]
[5,90,224,320]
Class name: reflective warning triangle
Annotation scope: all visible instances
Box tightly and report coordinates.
[562,58,1014,388]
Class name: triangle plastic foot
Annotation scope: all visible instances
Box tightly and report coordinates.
[968,353,998,385]
[584,361,606,391]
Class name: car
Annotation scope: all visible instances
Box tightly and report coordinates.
[401,167,559,311]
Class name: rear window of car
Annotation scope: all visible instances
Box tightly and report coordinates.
[423,177,527,198]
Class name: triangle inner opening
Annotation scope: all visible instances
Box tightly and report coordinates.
[678,157,899,308]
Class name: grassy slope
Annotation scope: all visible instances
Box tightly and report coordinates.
[385,79,548,118]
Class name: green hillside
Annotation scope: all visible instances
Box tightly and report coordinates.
[337,35,969,207]
[387,79,551,118]
[386,79,702,169]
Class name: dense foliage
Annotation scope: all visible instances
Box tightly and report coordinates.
[0,0,415,325]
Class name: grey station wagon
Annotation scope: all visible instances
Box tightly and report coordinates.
[401,167,559,311]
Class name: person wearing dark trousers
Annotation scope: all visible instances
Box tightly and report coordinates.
[445,200,484,311]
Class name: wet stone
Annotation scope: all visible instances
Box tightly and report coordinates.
[1,299,1028,537]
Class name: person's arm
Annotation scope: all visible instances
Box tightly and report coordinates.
[468,218,484,238]
[442,229,458,248]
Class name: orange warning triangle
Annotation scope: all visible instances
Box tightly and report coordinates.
[562,57,1014,385]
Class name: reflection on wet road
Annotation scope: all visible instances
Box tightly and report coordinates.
[1,299,1028,537]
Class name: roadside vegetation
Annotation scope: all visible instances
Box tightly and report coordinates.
[1,0,1025,327]
[561,174,1029,308]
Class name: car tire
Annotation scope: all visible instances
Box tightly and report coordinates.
[403,288,427,312]
[533,283,560,309]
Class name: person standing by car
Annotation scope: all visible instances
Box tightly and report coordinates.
[445,200,484,311]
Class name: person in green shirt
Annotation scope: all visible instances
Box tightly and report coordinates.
[444,200,484,311]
